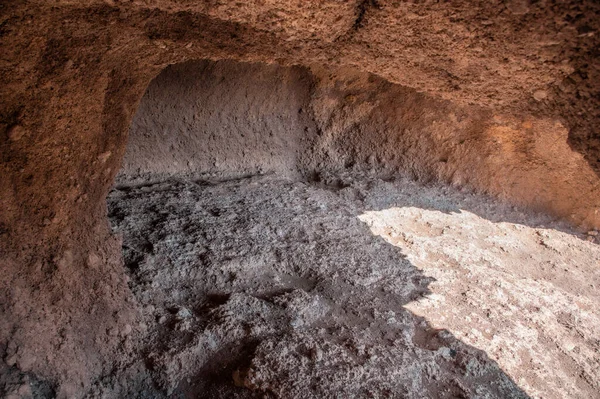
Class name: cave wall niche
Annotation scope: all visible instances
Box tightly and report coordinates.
[120,59,600,230]
[118,60,318,184]
[101,58,600,397]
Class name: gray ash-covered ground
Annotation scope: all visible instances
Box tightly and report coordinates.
[94,173,599,399]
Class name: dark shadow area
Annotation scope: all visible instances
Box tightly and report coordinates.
[0,363,56,399]
[103,176,532,398]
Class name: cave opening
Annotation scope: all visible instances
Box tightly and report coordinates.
[102,59,600,398]
[4,2,600,398]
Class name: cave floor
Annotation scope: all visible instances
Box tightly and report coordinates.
[99,174,600,399]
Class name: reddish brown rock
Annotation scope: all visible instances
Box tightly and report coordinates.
[0,0,599,396]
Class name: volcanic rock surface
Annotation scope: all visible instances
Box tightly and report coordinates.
[99,174,600,399]
[1,1,600,398]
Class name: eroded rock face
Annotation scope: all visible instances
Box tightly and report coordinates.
[118,60,319,183]
[0,0,599,396]
[122,59,599,227]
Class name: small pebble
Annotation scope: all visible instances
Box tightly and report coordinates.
[7,125,25,141]
[176,307,192,319]
[97,151,112,163]
[122,324,132,336]
[533,90,548,101]
[5,354,17,366]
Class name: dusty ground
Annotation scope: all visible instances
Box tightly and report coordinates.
[55,172,598,398]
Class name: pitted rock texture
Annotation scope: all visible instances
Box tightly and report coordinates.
[95,174,599,399]
[121,59,600,227]
[1,1,599,397]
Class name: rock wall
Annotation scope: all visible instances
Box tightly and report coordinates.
[0,0,599,396]
[117,60,318,183]
[122,59,599,228]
